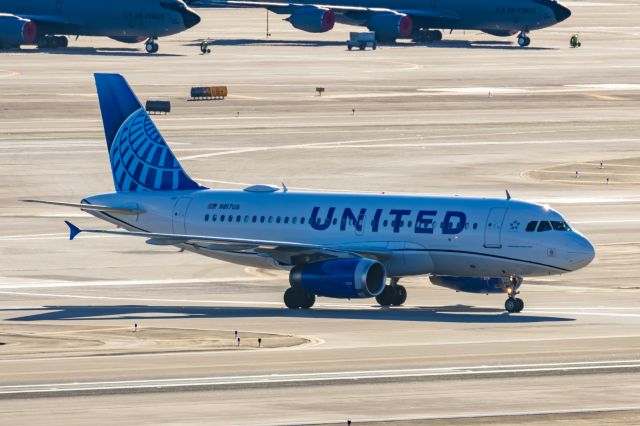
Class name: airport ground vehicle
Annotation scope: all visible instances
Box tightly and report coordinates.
[347,32,376,50]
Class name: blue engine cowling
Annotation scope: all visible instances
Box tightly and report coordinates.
[290,258,386,299]
[367,13,413,41]
[0,14,37,48]
[429,276,511,294]
[287,7,336,33]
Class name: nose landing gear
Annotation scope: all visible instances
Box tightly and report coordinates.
[376,277,407,306]
[504,279,524,313]
[517,31,531,47]
[145,37,159,54]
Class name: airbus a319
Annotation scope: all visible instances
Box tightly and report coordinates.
[27,74,595,313]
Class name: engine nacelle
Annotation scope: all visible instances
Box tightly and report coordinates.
[290,258,386,299]
[367,13,413,41]
[287,8,335,33]
[430,276,512,294]
[0,14,37,48]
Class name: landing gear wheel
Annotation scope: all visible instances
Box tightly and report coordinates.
[517,32,531,47]
[505,298,518,313]
[57,36,69,48]
[284,287,315,309]
[515,298,524,312]
[432,30,443,42]
[145,39,159,54]
[375,285,395,306]
[393,285,407,306]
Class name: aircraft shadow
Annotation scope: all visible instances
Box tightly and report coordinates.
[9,47,182,57]
[189,38,555,51]
[4,305,574,323]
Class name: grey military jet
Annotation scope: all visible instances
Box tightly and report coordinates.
[191,0,570,46]
[0,0,201,53]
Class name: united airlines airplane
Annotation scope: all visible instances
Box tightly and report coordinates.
[27,74,595,313]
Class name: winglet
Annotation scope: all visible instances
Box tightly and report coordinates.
[65,221,82,241]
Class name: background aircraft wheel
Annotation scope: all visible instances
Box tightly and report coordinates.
[393,285,407,306]
[524,37,531,47]
[348,45,353,51]
[57,36,69,48]
[300,292,316,309]
[433,30,443,41]
[517,36,527,47]
[515,298,524,312]
[376,285,395,306]
[145,40,159,54]
[505,298,518,313]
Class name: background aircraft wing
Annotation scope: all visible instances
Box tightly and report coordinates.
[64,221,392,265]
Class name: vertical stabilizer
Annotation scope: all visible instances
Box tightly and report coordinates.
[94,73,204,192]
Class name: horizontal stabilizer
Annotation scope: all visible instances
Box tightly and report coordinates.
[65,221,82,241]
[23,199,144,215]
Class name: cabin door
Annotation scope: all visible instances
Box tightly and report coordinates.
[484,207,507,248]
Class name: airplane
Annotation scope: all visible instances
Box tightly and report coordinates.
[189,0,571,47]
[0,0,201,53]
[25,73,595,313]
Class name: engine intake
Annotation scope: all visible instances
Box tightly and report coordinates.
[287,8,335,33]
[367,13,413,41]
[0,14,37,48]
[290,258,386,299]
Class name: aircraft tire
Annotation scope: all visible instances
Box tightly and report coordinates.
[375,285,395,306]
[433,30,443,42]
[393,285,407,306]
[284,287,302,309]
[515,298,524,312]
[300,293,316,309]
[505,298,518,313]
[58,36,69,48]
[518,36,527,47]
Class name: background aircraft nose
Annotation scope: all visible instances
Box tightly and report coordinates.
[182,8,201,29]
[552,2,571,23]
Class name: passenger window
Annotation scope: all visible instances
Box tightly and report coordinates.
[292,217,297,224]
[252,216,257,223]
[301,217,306,224]
[212,215,217,222]
[526,221,537,232]
[205,214,209,222]
[537,221,552,232]
[268,216,273,223]
[236,215,241,222]
[408,221,412,228]
[260,216,265,223]
[383,220,388,227]
[276,217,281,224]
[333,218,338,225]
[221,215,225,222]
[244,215,249,223]
[473,223,478,230]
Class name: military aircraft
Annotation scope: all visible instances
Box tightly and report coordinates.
[190,0,570,46]
[0,0,201,53]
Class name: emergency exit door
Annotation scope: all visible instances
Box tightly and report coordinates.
[172,197,192,234]
[484,207,508,248]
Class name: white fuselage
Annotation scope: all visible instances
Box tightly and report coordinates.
[84,188,595,279]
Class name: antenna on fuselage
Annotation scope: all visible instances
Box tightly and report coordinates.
[282,181,288,193]
[505,190,512,200]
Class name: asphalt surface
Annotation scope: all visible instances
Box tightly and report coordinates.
[1,2,640,425]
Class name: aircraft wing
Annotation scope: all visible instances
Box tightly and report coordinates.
[191,0,459,21]
[64,221,392,265]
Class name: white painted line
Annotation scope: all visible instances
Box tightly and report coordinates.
[1,359,639,395]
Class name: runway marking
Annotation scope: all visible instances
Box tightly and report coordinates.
[1,359,639,397]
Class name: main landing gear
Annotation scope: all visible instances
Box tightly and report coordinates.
[376,277,407,307]
[414,29,443,43]
[145,37,159,54]
[517,31,531,47]
[37,36,69,49]
[504,278,524,313]
[284,286,316,309]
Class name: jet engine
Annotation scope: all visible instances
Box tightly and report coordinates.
[286,7,336,33]
[0,14,37,48]
[430,275,511,294]
[290,258,386,299]
[367,13,413,41]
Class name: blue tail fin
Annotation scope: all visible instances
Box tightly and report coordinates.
[94,73,204,192]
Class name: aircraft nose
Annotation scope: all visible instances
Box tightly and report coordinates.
[552,2,571,23]
[182,8,201,29]
[567,234,595,270]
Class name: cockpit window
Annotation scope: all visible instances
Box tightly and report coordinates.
[537,221,552,232]
[551,221,570,231]
[526,221,537,232]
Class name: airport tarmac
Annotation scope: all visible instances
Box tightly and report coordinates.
[1,1,640,424]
